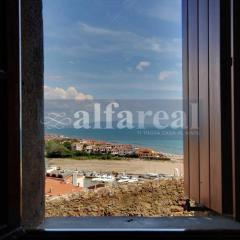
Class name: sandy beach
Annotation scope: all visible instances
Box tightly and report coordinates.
[47,158,183,175]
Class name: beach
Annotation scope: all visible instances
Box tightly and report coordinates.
[47,158,183,175]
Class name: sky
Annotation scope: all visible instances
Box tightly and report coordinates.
[43,0,182,100]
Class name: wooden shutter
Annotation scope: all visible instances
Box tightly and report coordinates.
[183,0,232,214]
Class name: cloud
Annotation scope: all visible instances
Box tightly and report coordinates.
[78,22,121,36]
[47,22,181,58]
[158,70,178,81]
[45,75,64,81]
[44,86,93,100]
[136,61,151,71]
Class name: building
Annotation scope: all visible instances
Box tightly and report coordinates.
[84,145,94,153]
[135,148,159,159]
[71,142,84,151]
[46,170,85,187]
[45,177,83,197]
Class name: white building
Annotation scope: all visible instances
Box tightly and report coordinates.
[85,145,93,153]
[71,142,84,151]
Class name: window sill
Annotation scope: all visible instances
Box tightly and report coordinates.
[38,216,240,231]
[21,216,240,240]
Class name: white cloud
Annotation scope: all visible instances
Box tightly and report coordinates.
[78,22,121,36]
[158,71,178,81]
[44,86,93,100]
[136,61,151,71]
[45,75,64,81]
[47,22,181,58]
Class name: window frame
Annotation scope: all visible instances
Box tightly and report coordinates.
[2,0,240,239]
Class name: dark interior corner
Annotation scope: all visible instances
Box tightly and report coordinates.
[1,0,240,239]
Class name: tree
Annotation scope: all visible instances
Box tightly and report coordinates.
[45,140,72,158]
[63,141,72,150]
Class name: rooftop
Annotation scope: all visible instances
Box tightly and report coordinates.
[45,177,83,197]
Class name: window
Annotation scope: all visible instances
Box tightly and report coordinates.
[1,0,240,238]
[43,0,187,218]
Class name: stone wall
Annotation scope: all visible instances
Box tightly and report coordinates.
[21,0,45,228]
[46,179,192,217]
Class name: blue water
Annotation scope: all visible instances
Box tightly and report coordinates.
[45,128,183,155]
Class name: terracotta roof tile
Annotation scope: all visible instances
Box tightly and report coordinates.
[45,177,83,197]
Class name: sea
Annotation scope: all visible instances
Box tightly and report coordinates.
[45,128,183,155]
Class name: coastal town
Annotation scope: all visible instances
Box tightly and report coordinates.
[45,134,188,217]
[45,165,180,197]
[45,134,183,197]
[45,134,172,160]
[45,163,188,217]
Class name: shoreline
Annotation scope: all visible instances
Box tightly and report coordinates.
[45,133,184,160]
[47,158,183,176]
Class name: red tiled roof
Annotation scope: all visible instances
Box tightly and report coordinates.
[45,177,83,197]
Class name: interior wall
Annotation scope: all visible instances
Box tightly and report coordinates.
[231,0,240,221]
[0,0,8,227]
[21,0,45,228]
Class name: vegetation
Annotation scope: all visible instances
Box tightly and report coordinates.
[45,140,72,158]
[62,141,72,150]
[45,139,169,161]
[45,140,121,160]
[72,153,121,161]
